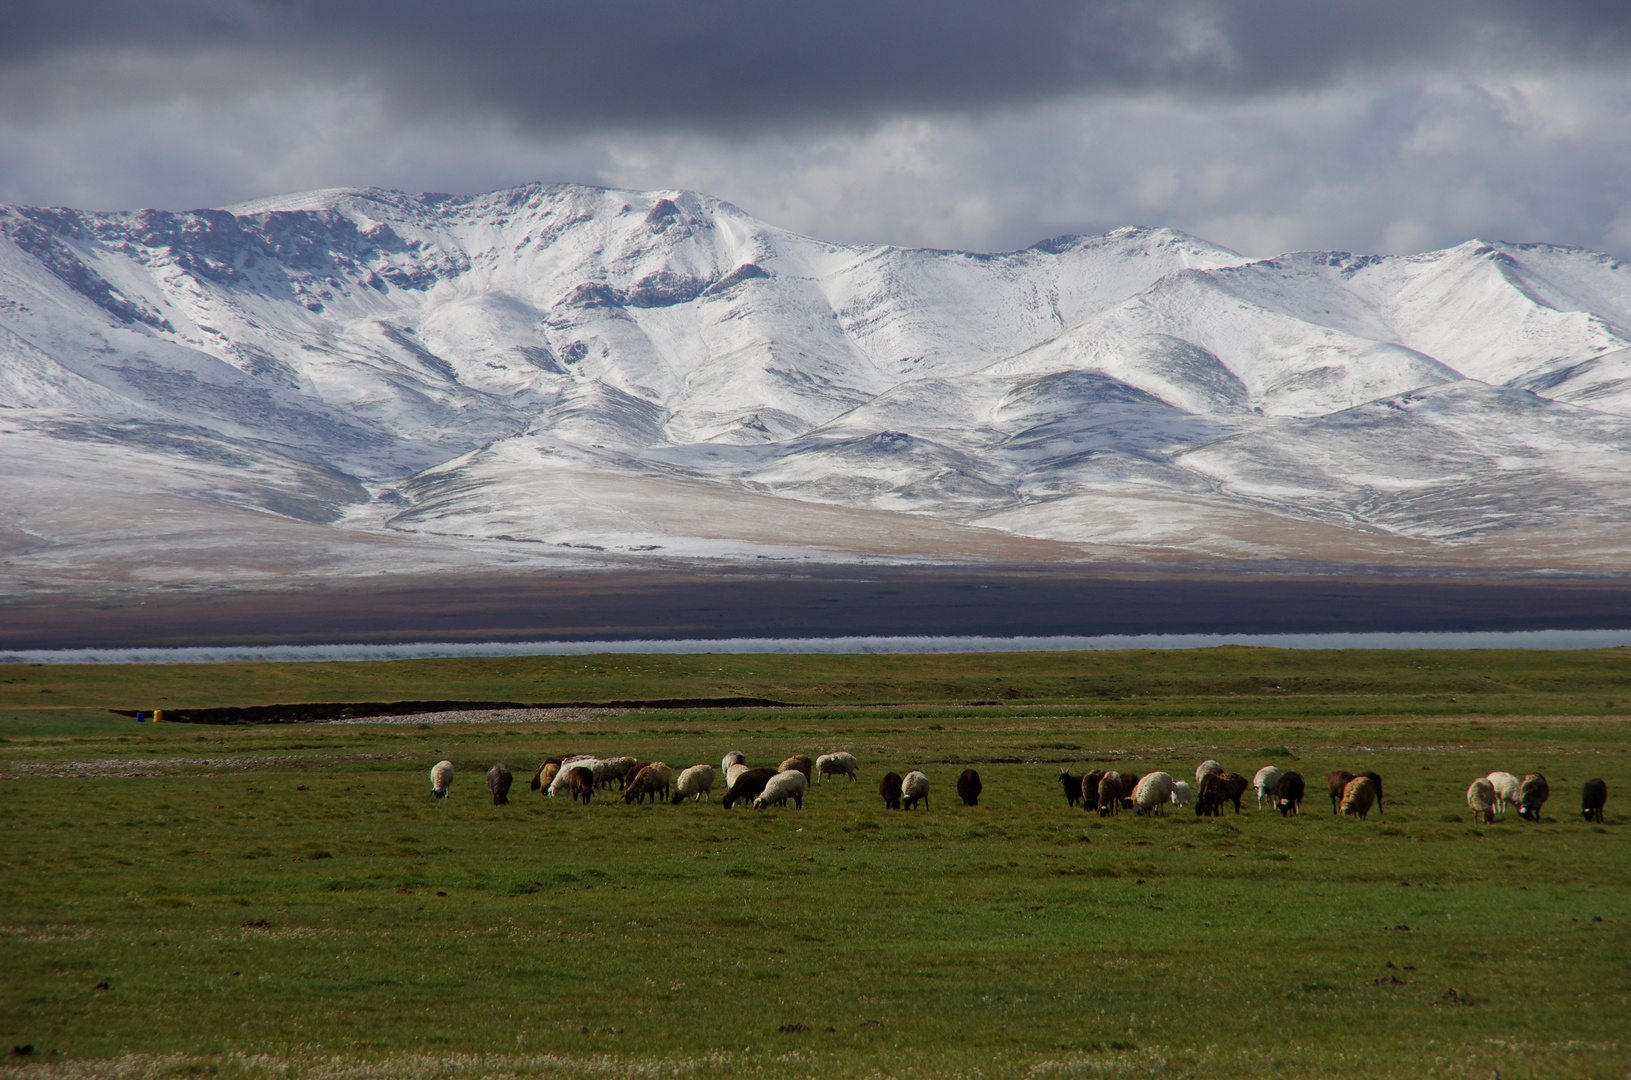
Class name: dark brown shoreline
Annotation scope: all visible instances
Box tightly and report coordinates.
[5,563,1631,650]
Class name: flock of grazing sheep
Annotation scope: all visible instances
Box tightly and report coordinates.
[1465,771,1609,823]
[426,752,1609,823]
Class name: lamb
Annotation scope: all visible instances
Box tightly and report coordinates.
[1196,760,1224,784]
[1486,771,1521,817]
[753,769,808,810]
[722,750,745,774]
[1327,771,1356,814]
[778,755,814,781]
[567,765,595,804]
[725,762,751,788]
[671,764,716,804]
[879,771,904,810]
[528,757,563,791]
[1059,770,1083,808]
[430,760,454,799]
[1340,776,1377,819]
[721,767,778,809]
[957,769,983,806]
[1132,771,1175,816]
[1581,778,1608,823]
[1275,771,1305,816]
[486,763,513,805]
[816,752,859,781]
[1466,777,1497,824]
[624,762,674,805]
[1081,769,1106,813]
[1097,772,1122,817]
[901,770,930,810]
[1169,780,1192,809]
[1253,766,1284,810]
[1517,773,1550,822]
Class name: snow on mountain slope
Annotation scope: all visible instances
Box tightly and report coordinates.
[3,180,1631,585]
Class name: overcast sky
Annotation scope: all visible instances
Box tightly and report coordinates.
[3,1,1631,257]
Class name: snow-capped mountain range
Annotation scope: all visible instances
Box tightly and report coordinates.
[4,181,1631,588]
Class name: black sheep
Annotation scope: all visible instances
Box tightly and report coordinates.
[1059,770,1082,808]
[1518,773,1550,822]
[1581,778,1607,823]
[879,771,903,810]
[957,769,982,806]
[1195,772,1228,817]
[1276,771,1305,816]
[486,763,513,805]
[721,767,777,810]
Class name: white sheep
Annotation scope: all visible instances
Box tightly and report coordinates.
[548,755,598,797]
[1486,771,1521,817]
[1253,766,1284,810]
[1467,777,1497,824]
[1132,771,1175,816]
[816,752,859,781]
[672,764,716,804]
[901,770,930,810]
[722,751,745,774]
[430,760,454,798]
[725,762,751,788]
[1196,759,1224,785]
[599,756,637,787]
[753,769,808,810]
[1169,780,1192,808]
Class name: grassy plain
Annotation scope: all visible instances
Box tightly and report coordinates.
[2,649,1629,1079]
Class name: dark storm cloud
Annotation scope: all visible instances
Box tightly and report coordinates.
[3,1,1630,131]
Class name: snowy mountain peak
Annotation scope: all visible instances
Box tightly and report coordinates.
[4,180,1631,577]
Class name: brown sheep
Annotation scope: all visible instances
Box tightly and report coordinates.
[567,765,595,804]
[1097,772,1122,817]
[529,757,563,792]
[778,755,814,781]
[1327,770,1355,814]
[624,762,673,805]
[1340,776,1377,819]
[957,769,982,806]
[1081,769,1105,813]
[722,767,778,809]
[1118,772,1142,810]
[623,760,645,789]
[1361,770,1385,814]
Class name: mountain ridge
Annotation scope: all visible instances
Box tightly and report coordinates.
[3,180,1631,590]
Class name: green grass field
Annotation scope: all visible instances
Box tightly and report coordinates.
[2,649,1628,1079]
